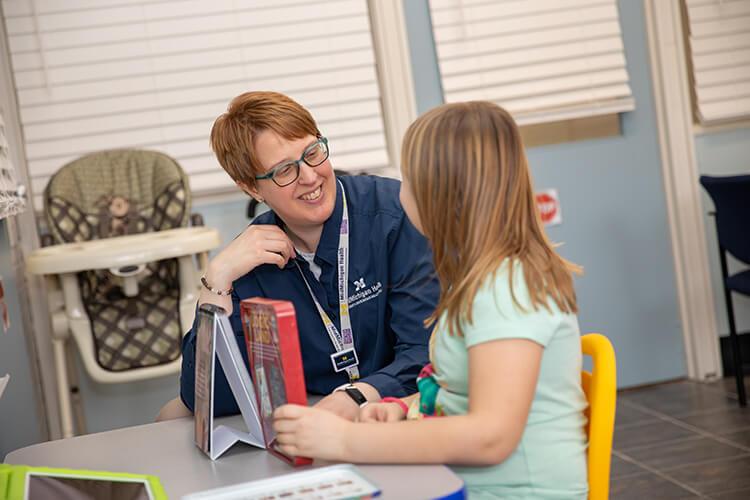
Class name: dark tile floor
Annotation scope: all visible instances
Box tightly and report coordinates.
[611,376,750,499]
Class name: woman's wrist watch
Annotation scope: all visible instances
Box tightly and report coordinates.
[333,383,369,408]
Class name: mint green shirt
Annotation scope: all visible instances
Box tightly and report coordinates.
[429,260,588,499]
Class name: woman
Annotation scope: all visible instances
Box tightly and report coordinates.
[273,101,588,498]
[172,91,438,420]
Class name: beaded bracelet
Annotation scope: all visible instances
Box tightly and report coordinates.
[200,276,233,296]
[381,397,409,416]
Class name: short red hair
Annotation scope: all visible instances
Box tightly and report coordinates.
[210,91,319,188]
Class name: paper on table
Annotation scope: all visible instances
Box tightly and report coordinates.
[181,464,381,500]
[194,305,265,461]
[215,314,264,446]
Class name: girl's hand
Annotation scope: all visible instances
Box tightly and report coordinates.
[273,405,352,461]
[359,402,407,423]
[205,225,296,289]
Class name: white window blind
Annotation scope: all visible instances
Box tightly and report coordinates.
[1,0,390,209]
[428,0,635,126]
[684,0,750,125]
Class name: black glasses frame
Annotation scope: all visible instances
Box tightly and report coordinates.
[254,136,329,187]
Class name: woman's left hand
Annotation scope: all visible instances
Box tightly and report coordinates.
[273,405,352,461]
[313,391,361,421]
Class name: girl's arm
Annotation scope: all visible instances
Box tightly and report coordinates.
[274,338,542,466]
[358,392,419,422]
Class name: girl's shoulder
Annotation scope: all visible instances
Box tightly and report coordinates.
[463,259,577,348]
[477,259,529,309]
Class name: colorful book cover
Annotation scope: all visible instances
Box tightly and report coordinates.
[240,298,312,466]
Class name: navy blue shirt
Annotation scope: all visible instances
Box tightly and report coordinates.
[180,175,439,416]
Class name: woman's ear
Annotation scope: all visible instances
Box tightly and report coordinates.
[238,181,264,204]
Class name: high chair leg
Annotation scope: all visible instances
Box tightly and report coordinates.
[52,338,75,438]
[65,340,88,435]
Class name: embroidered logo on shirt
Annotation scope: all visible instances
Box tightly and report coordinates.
[354,277,366,292]
[349,281,383,308]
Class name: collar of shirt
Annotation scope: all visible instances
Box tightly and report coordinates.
[264,178,344,270]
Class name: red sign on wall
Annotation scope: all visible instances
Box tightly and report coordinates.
[535,189,562,226]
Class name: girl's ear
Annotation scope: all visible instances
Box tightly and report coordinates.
[238,181,264,203]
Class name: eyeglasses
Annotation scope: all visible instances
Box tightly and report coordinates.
[254,136,329,187]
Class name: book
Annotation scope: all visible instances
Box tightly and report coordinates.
[240,298,312,466]
[193,302,310,466]
[193,304,264,461]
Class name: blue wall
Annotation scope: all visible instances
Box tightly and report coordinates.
[404,0,686,386]
[695,127,750,337]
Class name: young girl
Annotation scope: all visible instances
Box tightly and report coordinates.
[273,101,588,499]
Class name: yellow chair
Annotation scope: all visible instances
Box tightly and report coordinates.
[581,333,617,500]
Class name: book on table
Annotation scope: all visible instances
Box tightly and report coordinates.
[240,297,311,466]
[193,299,311,465]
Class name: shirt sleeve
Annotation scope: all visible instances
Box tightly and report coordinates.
[179,288,248,417]
[357,214,439,398]
[463,264,561,349]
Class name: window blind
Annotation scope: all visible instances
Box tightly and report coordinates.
[428,0,635,126]
[684,0,750,125]
[1,0,390,209]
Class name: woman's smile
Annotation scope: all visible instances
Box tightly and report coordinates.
[299,184,323,203]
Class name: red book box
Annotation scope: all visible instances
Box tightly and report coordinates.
[240,298,312,466]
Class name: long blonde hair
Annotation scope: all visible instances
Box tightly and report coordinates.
[401,101,581,336]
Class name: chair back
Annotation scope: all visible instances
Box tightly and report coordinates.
[44,149,191,244]
[581,333,617,500]
[700,175,750,265]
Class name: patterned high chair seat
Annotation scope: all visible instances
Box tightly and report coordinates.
[44,149,191,372]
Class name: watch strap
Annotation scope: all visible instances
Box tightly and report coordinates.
[335,384,368,407]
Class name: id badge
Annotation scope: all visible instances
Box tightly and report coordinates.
[330,348,359,373]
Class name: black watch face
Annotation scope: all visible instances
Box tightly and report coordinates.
[344,387,368,406]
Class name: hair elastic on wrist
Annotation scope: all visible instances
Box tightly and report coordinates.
[381,397,409,415]
[200,276,233,296]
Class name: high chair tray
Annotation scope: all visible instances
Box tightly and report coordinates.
[26,226,220,274]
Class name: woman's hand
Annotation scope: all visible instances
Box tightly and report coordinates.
[359,401,407,423]
[205,225,296,290]
[273,405,352,461]
[313,391,361,421]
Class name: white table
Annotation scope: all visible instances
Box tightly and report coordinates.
[5,416,466,499]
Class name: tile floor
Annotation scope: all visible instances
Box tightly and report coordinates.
[611,376,750,499]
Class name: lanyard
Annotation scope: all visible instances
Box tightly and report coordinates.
[295,180,359,381]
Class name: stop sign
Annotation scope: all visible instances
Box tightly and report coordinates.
[535,190,562,226]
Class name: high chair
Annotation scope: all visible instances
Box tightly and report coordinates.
[581,333,617,500]
[26,149,221,438]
